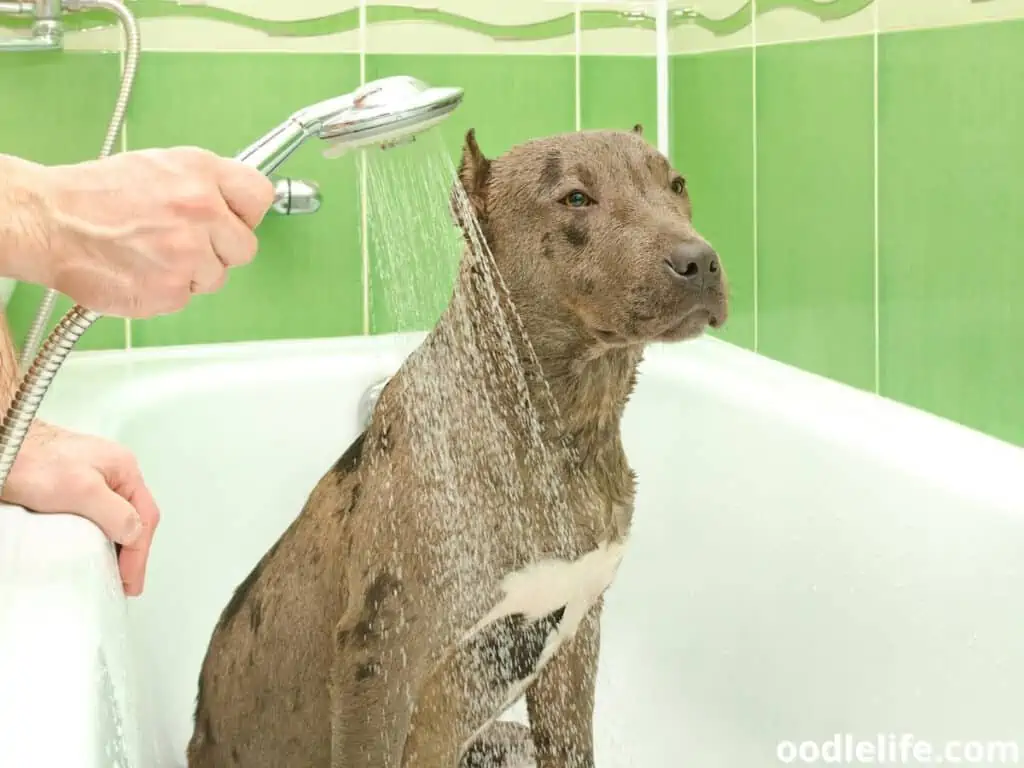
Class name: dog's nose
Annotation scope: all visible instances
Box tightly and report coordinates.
[666,241,720,286]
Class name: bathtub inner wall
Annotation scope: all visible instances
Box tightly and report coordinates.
[46,337,1024,766]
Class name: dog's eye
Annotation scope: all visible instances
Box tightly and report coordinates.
[563,190,593,208]
[671,177,686,195]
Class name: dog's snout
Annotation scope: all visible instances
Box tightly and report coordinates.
[665,241,720,285]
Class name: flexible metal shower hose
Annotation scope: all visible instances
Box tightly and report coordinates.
[0,0,140,494]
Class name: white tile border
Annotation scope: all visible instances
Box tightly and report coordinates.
[670,0,751,53]
[579,26,656,54]
[880,0,1024,33]
[756,3,875,45]
[63,25,123,51]
[176,0,356,23]
[48,0,664,54]
[577,0,657,55]
[47,1,1024,56]
[671,0,1024,56]
[131,18,361,53]
[367,0,574,26]
[364,22,575,54]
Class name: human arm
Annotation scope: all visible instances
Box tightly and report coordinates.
[0,147,275,317]
[0,315,159,596]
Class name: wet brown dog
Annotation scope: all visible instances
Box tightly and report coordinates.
[187,125,727,768]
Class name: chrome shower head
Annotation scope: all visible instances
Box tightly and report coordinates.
[235,75,464,176]
[320,76,463,157]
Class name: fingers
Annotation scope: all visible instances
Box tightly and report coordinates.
[101,449,161,597]
[191,204,254,293]
[76,473,145,549]
[35,148,274,318]
[76,478,152,597]
[4,422,162,598]
[113,475,160,597]
[190,247,228,296]
[215,158,275,231]
[194,157,267,291]
[209,207,259,269]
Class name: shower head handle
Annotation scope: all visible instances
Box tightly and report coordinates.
[235,121,308,176]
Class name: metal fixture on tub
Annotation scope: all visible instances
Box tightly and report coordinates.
[0,0,62,50]
[357,377,391,431]
[270,178,322,216]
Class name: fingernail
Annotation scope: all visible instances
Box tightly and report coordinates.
[122,513,143,545]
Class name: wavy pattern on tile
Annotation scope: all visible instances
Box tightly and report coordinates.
[678,0,873,38]
[0,0,875,39]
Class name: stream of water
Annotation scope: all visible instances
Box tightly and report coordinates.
[363,132,624,765]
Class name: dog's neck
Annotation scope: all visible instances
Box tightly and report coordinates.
[439,254,643,446]
[523,317,642,439]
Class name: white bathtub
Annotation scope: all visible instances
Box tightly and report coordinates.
[1,332,1022,768]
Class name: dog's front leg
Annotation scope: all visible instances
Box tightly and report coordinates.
[329,572,427,768]
[526,600,602,768]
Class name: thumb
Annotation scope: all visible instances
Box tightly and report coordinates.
[75,473,144,546]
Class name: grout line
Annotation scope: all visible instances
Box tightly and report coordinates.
[358,0,366,83]
[134,47,582,56]
[360,155,370,336]
[359,0,370,336]
[573,1,581,131]
[669,7,1024,59]
[118,34,132,352]
[654,0,670,157]
[872,0,880,395]
[751,1,759,353]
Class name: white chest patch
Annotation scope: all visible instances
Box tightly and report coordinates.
[464,539,626,667]
[457,540,627,757]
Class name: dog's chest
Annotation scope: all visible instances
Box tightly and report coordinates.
[468,539,625,640]
[460,538,626,712]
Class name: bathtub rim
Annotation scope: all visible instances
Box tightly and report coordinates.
[38,331,1024,520]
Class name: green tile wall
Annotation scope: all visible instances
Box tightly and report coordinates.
[364,54,576,335]
[0,4,653,348]
[580,55,658,140]
[0,52,127,350]
[126,53,365,346]
[878,19,1024,446]
[670,48,755,350]
[668,4,1024,448]
[3,0,1023,449]
[755,36,876,391]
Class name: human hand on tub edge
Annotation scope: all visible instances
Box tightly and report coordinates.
[0,147,276,596]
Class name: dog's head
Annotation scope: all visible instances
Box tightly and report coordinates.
[451,126,728,346]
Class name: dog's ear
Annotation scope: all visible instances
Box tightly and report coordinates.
[632,123,644,136]
[450,128,492,235]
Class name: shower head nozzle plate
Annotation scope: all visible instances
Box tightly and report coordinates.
[319,75,464,157]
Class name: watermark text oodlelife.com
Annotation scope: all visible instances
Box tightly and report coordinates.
[777,734,1021,764]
